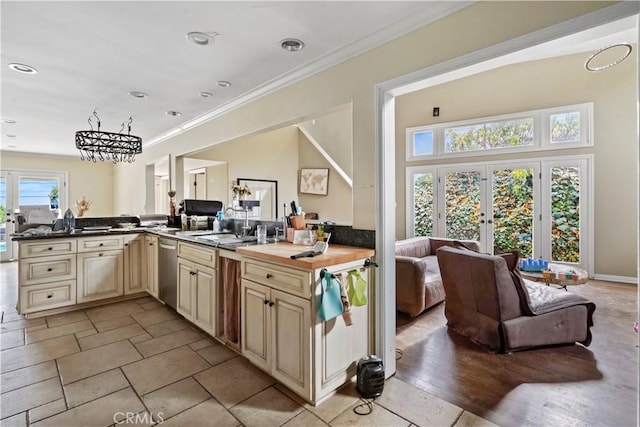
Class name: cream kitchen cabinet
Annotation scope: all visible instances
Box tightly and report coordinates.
[124,234,145,295]
[177,242,217,336]
[77,236,124,303]
[238,249,373,406]
[18,238,78,314]
[242,278,311,399]
[145,235,159,298]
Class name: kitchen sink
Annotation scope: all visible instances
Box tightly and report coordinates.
[195,234,256,244]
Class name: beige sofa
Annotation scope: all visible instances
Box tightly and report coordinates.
[436,246,595,352]
[395,237,480,317]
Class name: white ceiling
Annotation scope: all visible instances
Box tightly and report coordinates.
[1,1,471,158]
[1,2,636,160]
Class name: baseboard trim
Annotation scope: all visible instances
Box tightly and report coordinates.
[592,274,637,285]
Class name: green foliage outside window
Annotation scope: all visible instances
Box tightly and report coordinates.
[492,169,534,257]
[551,167,580,262]
[413,174,433,237]
[445,118,534,152]
[412,166,580,262]
[0,205,5,224]
[445,172,480,241]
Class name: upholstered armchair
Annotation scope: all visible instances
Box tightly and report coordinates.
[436,246,595,352]
[395,237,480,317]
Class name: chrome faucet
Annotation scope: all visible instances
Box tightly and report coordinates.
[227,206,251,237]
[241,207,251,237]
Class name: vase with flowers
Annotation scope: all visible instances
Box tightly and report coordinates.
[231,182,252,216]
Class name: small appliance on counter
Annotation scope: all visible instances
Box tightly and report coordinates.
[178,199,223,216]
[177,199,224,230]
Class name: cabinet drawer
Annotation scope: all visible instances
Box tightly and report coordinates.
[20,280,76,313]
[178,242,217,268]
[242,259,312,299]
[19,239,77,258]
[20,254,77,285]
[77,236,123,252]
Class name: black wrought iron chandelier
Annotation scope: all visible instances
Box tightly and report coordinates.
[75,110,142,163]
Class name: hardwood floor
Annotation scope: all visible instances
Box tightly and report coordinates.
[395,280,638,426]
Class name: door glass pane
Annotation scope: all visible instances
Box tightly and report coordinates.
[492,168,534,257]
[551,166,580,263]
[18,177,61,221]
[0,177,6,254]
[445,171,480,241]
[413,173,433,236]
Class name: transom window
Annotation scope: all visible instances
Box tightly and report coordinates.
[406,103,592,160]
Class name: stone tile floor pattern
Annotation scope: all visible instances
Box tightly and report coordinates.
[0,296,496,426]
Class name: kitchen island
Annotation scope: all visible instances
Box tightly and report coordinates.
[12,228,375,405]
[236,242,375,404]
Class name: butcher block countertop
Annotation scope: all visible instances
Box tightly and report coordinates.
[236,242,375,270]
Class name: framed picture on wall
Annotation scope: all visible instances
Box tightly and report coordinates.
[299,168,329,195]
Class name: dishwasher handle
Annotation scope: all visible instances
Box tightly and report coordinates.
[159,240,177,250]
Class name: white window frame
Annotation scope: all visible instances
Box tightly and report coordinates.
[406,102,593,161]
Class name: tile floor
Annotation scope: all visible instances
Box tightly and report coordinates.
[1,283,495,426]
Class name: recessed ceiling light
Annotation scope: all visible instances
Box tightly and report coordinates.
[2,119,17,124]
[280,38,305,52]
[9,63,38,74]
[216,81,231,88]
[166,111,182,117]
[6,134,17,138]
[186,31,218,46]
[199,92,213,98]
[585,43,633,72]
[8,145,17,149]
[128,91,148,99]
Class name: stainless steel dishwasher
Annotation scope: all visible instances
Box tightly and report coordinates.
[158,237,178,309]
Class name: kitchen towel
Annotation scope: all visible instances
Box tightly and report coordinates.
[347,270,368,307]
[318,271,344,321]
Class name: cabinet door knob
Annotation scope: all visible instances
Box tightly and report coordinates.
[99,243,104,246]
[48,247,53,251]
[266,273,273,279]
[264,299,269,305]
[47,268,53,272]
[99,253,104,257]
[268,301,275,307]
[124,243,129,246]
[47,294,53,299]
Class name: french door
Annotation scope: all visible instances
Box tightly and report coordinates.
[0,170,67,261]
[408,156,590,271]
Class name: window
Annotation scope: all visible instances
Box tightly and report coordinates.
[445,117,534,153]
[412,130,433,156]
[406,103,592,161]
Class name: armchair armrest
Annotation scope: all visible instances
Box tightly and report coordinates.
[396,255,427,307]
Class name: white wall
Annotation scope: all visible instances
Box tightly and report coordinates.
[298,130,353,224]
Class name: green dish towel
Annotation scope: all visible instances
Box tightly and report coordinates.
[347,270,368,307]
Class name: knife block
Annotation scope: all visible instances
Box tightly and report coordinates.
[290,215,306,230]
